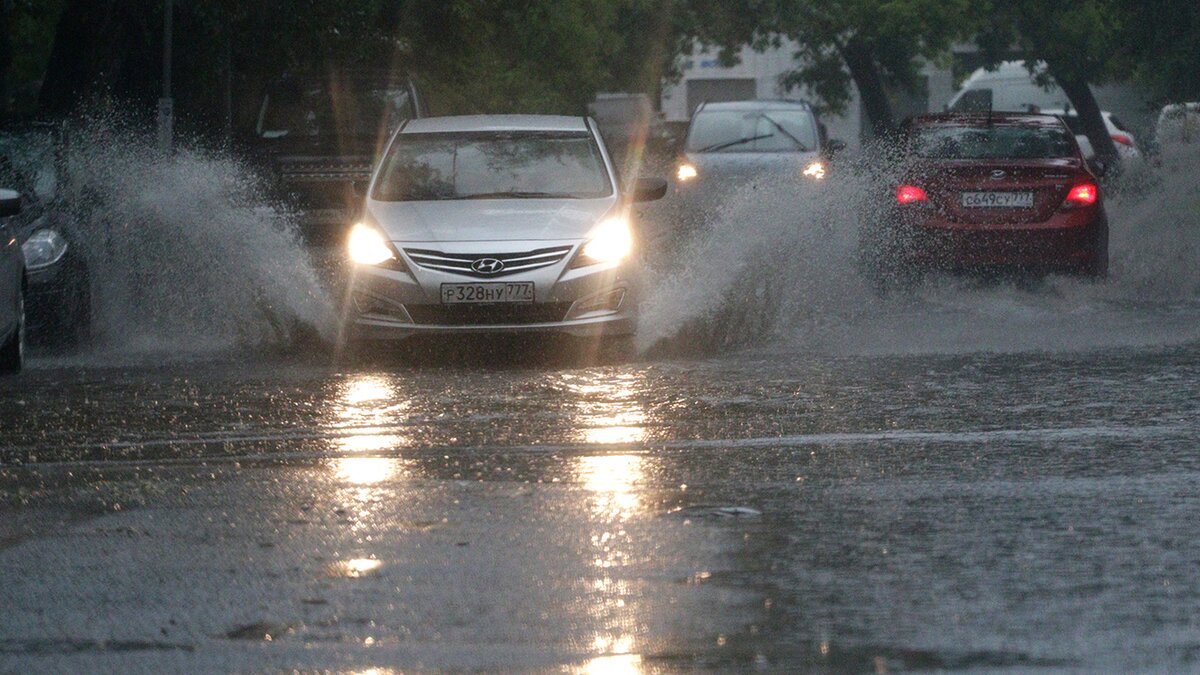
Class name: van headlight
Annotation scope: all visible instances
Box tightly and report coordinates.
[22,229,69,270]
[676,163,699,182]
[572,217,633,267]
[802,160,827,180]
[348,223,399,266]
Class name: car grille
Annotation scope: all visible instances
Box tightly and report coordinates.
[404,246,574,279]
[404,303,573,326]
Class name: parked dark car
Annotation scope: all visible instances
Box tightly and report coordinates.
[862,112,1108,289]
[0,188,25,373]
[242,71,426,245]
[0,122,92,346]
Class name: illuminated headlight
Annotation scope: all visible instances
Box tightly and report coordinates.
[22,229,69,270]
[573,217,633,267]
[348,223,398,266]
[802,161,827,180]
[676,163,699,182]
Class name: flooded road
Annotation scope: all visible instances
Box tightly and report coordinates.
[2,135,1200,671]
[3,343,1200,672]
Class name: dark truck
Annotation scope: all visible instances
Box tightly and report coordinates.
[244,72,426,244]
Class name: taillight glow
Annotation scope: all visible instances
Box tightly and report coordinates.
[896,185,928,204]
[1111,133,1133,147]
[1065,183,1098,206]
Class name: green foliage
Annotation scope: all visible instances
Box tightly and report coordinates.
[1121,0,1200,104]
[392,0,675,115]
[974,0,1132,86]
[8,0,66,113]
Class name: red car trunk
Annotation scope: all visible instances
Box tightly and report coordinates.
[913,159,1084,226]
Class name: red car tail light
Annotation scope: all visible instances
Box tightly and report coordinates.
[896,185,928,204]
[1111,133,1134,147]
[1064,183,1099,207]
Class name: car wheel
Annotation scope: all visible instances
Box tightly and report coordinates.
[0,289,25,375]
[1076,223,1110,280]
[50,260,93,348]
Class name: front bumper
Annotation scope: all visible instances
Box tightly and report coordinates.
[347,242,639,341]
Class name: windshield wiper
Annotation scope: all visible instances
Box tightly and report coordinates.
[696,133,773,153]
[459,190,575,199]
[758,114,811,151]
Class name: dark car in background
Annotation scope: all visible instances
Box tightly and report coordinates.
[0,189,25,373]
[863,113,1108,288]
[244,71,426,245]
[673,100,844,189]
[0,122,92,347]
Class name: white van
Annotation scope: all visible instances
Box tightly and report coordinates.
[947,61,1071,113]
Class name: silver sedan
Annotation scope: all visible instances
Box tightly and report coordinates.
[344,115,665,345]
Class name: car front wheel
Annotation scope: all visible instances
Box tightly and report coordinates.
[0,288,25,375]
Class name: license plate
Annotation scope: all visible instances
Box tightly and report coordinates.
[961,191,1035,208]
[441,282,534,304]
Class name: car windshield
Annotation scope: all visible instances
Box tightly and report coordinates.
[686,109,817,153]
[0,130,57,200]
[372,131,612,201]
[910,124,1077,159]
[258,82,416,139]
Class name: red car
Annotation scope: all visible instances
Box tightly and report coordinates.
[863,113,1108,287]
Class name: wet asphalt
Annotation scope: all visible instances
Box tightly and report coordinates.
[2,342,1199,673]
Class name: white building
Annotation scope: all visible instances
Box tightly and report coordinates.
[661,41,960,149]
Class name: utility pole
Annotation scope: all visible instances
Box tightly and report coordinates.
[157,0,174,152]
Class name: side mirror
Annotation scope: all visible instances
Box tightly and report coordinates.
[827,139,847,156]
[0,189,21,218]
[630,177,668,203]
[1090,159,1109,178]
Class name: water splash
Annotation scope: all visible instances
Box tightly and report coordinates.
[639,144,1200,357]
[59,121,336,359]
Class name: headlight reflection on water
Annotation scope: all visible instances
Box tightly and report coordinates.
[575,453,648,674]
[331,374,410,453]
[332,456,402,486]
[565,373,649,446]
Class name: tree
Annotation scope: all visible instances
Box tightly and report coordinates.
[673,0,977,138]
[29,0,679,135]
[1121,0,1200,105]
[974,0,1129,167]
[37,0,156,118]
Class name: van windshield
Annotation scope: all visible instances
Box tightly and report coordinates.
[910,125,1077,160]
[372,131,613,201]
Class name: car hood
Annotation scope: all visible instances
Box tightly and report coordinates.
[685,150,822,179]
[366,197,618,243]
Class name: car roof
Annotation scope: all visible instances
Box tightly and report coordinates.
[907,113,1068,128]
[402,115,590,134]
[696,100,813,113]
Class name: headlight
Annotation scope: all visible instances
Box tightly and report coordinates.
[348,223,398,266]
[676,163,699,182]
[573,217,633,267]
[22,229,69,270]
[802,161,827,180]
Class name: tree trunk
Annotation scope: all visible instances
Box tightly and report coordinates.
[0,0,12,117]
[839,37,895,139]
[1053,69,1120,170]
[38,0,153,118]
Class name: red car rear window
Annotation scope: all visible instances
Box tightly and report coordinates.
[910,125,1077,160]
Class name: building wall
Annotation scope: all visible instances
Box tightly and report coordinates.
[662,41,958,150]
